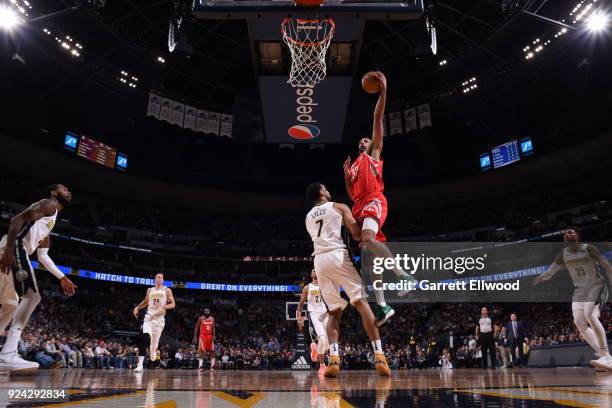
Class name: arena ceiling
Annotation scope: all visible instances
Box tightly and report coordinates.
[0,0,611,192]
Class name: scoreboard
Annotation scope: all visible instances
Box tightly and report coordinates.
[77,136,117,169]
[480,137,534,172]
[64,132,127,171]
[491,140,521,169]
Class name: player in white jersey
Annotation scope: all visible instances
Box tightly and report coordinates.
[534,227,612,371]
[0,184,78,370]
[296,269,329,374]
[305,182,390,377]
[132,273,175,372]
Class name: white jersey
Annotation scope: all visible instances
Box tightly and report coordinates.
[147,286,168,317]
[563,244,603,288]
[306,282,326,313]
[18,209,57,256]
[305,202,345,256]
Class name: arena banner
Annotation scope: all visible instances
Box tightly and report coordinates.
[30,261,301,292]
[359,242,612,303]
[259,76,352,143]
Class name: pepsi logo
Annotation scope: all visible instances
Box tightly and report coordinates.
[288,124,320,140]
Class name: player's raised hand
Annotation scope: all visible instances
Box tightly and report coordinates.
[375,71,387,91]
[133,306,139,319]
[343,156,351,175]
[297,317,304,332]
[60,277,77,296]
[532,275,544,286]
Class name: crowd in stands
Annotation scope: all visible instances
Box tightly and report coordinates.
[2,275,609,371]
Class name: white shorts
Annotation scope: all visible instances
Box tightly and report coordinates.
[572,301,599,311]
[0,236,29,306]
[313,249,366,311]
[143,314,165,336]
[308,310,328,339]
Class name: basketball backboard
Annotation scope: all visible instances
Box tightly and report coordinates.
[194,0,424,20]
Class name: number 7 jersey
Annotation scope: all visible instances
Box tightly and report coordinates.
[306,202,346,256]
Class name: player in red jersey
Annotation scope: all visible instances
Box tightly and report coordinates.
[193,308,215,371]
[343,72,413,326]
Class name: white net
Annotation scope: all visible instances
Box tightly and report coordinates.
[281,18,336,88]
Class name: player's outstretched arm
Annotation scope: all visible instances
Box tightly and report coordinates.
[587,244,612,284]
[133,288,151,318]
[37,236,77,296]
[0,199,57,274]
[333,203,362,242]
[296,285,309,330]
[343,156,353,202]
[368,72,387,161]
[533,253,564,285]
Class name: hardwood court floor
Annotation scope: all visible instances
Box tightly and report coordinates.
[1,368,612,407]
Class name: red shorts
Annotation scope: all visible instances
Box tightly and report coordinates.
[352,193,388,242]
[199,335,214,352]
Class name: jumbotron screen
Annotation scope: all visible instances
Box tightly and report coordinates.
[77,135,118,169]
[491,140,521,169]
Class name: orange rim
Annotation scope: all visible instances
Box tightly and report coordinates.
[281,18,336,47]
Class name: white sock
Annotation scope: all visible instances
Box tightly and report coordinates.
[330,343,339,357]
[372,339,383,354]
[137,356,144,367]
[198,358,203,368]
[0,328,22,355]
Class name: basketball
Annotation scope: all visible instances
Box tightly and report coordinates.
[362,71,380,94]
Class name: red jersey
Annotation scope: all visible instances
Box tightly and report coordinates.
[200,317,215,337]
[349,152,384,202]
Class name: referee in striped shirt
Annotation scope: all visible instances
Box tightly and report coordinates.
[476,306,497,369]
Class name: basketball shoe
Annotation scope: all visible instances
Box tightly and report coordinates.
[591,355,612,371]
[324,355,340,378]
[310,342,318,362]
[374,305,395,327]
[0,352,39,370]
[374,353,390,376]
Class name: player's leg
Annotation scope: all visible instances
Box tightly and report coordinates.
[324,307,342,377]
[135,332,150,372]
[0,249,40,369]
[572,303,600,352]
[314,251,346,378]
[585,303,612,370]
[209,350,216,371]
[149,323,163,366]
[307,311,319,362]
[311,312,328,372]
[197,338,204,370]
[339,252,390,376]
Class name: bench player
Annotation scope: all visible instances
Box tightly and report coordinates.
[305,182,390,377]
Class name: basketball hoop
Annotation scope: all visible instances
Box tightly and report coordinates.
[281,17,335,88]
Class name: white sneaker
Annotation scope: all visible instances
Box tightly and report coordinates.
[0,352,39,370]
[591,355,612,371]
[134,364,143,373]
